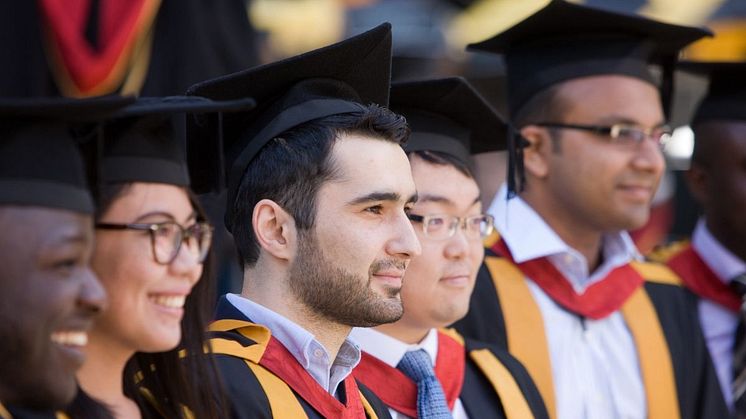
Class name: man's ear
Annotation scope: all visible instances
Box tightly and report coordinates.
[519,125,552,179]
[252,199,297,262]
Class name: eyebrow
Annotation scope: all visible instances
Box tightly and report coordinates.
[133,211,198,224]
[347,191,418,206]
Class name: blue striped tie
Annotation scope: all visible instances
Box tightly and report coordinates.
[397,349,453,419]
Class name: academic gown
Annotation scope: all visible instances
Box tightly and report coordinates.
[453,243,728,419]
[0,0,258,97]
[207,297,392,419]
[0,404,66,419]
[353,329,549,419]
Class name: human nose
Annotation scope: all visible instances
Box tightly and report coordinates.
[388,210,422,258]
[631,136,666,174]
[78,267,107,314]
[169,238,204,284]
[444,222,470,260]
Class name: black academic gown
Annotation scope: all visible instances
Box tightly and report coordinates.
[209,297,392,419]
[462,339,549,419]
[453,246,728,419]
[0,0,258,97]
[1,405,63,419]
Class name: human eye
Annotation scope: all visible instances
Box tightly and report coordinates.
[612,125,645,144]
[153,222,178,237]
[364,204,383,215]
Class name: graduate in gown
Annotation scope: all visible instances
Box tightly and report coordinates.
[64,96,252,419]
[650,61,746,416]
[187,24,416,418]
[0,96,130,418]
[0,0,258,97]
[350,77,549,419]
[451,1,728,418]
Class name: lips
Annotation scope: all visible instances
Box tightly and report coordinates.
[617,184,654,202]
[440,271,471,287]
[372,270,405,287]
[50,328,89,369]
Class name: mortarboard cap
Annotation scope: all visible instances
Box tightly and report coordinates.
[0,95,133,214]
[390,77,508,165]
[91,96,255,191]
[469,0,711,119]
[680,61,746,123]
[186,23,393,231]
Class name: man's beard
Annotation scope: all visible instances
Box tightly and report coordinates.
[288,230,404,327]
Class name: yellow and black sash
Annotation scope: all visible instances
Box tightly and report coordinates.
[208,319,379,419]
[484,249,681,419]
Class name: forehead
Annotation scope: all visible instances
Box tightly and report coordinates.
[323,132,416,198]
[557,74,664,124]
[102,182,193,220]
[410,157,480,210]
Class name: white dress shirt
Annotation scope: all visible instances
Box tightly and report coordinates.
[350,327,469,419]
[226,293,361,396]
[487,185,646,419]
[691,219,745,411]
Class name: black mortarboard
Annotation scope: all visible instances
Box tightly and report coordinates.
[0,96,133,213]
[390,77,508,165]
[469,0,711,119]
[468,0,710,196]
[680,61,746,123]
[93,96,255,190]
[186,23,393,231]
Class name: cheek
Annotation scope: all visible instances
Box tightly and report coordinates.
[403,241,442,286]
[93,240,160,314]
[469,243,484,272]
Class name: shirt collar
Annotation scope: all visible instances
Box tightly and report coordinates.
[225,293,362,388]
[350,327,439,367]
[487,184,640,291]
[692,218,746,283]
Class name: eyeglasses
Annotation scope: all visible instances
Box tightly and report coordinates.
[96,220,213,265]
[535,122,672,148]
[407,213,494,241]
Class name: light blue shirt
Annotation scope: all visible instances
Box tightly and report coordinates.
[692,219,745,411]
[226,293,361,396]
[488,185,646,419]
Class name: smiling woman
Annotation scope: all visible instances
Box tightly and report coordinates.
[62,97,251,419]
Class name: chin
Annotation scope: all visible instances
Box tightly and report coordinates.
[140,331,182,353]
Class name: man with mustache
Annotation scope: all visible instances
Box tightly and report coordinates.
[188,24,420,418]
[0,97,122,418]
[453,1,727,418]
[351,77,549,419]
[652,61,746,416]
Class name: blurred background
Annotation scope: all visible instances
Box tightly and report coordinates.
[4,0,746,295]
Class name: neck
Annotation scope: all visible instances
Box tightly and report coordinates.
[242,266,351,361]
[522,190,604,271]
[77,330,138,418]
[374,321,432,345]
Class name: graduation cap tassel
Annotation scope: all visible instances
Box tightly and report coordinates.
[506,124,527,199]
